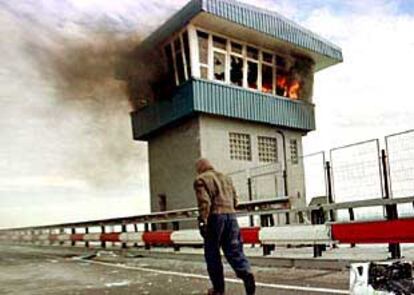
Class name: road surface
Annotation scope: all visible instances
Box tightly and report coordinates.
[0,245,350,295]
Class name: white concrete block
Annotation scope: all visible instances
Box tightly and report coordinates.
[119,232,144,244]
[171,230,203,245]
[57,234,71,241]
[259,224,331,244]
[83,233,101,241]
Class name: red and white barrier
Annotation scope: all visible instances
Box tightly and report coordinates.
[2,217,414,247]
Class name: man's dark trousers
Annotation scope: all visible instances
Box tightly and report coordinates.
[204,213,253,293]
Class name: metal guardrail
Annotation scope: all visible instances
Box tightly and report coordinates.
[1,195,414,258]
[0,197,290,232]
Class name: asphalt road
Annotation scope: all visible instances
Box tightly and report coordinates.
[0,245,350,295]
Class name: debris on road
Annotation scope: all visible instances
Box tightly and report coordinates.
[104,280,130,288]
[350,261,414,295]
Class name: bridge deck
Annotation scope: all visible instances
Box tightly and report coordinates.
[0,245,349,295]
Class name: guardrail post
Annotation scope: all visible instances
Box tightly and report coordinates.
[283,169,288,196]
[173,222,180,252]
[285,212,290,225]
[121,224,127,249]
[247,177,254,227]
[71,228,76,247]
[325,161,336,222]
[298,211,304,224]
[133,224,139,248]
[348,208,356,248]
[311,207,326,257]
[261,214,275,256]
[30,230,35,245]
[144,223,150,250]
[59,228,65,246]
[381,149,401,259]
[85,227,89,248]
[101,225,106,248]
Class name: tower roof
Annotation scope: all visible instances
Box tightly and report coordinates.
[139,0,343,71]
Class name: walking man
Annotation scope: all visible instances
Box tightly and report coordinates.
[194,158,256,295]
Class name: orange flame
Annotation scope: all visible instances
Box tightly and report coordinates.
[277,76,300,100]
[288,80,300,100]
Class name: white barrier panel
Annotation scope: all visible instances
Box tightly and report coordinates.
[119,232,144,245]
[83,233,101,241]
[22,235,32,241]
[259,225,331,244]
[171,230,203,245]
[38,234,50,241]
[57,234,71,241]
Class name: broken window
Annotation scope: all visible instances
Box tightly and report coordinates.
[276,68,289,97]
[214,51,226,82]
[230,56,243,86]
[164,43,176,85]
[247,46,259,60]
[182,31,191,79]
[213,36,227,50]
[197,31,209,80]
[197,31,209,64]
[247,61,258,89]
[262,52,273,64]
[262,64,273,94]
[231,42,243,54]
[173,38,186,84]
[276,55,286,68]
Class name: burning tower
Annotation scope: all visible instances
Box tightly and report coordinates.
[130,0,342,214]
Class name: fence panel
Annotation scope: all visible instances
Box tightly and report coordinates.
[250,163,284,200]
[330,139,384,221]
[303,152,327,205]
[228,169,250,202]
[386,130,414,217]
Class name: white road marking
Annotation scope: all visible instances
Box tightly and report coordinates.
[82,260,349,294]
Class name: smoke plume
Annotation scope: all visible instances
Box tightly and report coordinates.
[0,0,182,191]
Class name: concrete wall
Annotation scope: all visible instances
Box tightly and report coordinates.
[147,114,307,217]
[148,118,201,212]
[199,114,306,208]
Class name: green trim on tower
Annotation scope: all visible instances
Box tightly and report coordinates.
[131,79,315,140]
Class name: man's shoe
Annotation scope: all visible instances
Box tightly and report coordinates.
[242,273,256,295]
[207,288,225,295]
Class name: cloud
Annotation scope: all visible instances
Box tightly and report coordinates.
[1,0,413,227]
[294,1,414,152]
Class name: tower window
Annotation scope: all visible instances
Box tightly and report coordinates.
[258,136,278,163]
[247,61,258,89]
[261,64,273,94]
[290,139,299,165]
[164,31,191,86]
[173,38,186,84]
[230,55,243,86]
[229,133,252,161]
[214,51,226,81]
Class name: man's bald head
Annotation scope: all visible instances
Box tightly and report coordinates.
[195,158,214,175]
